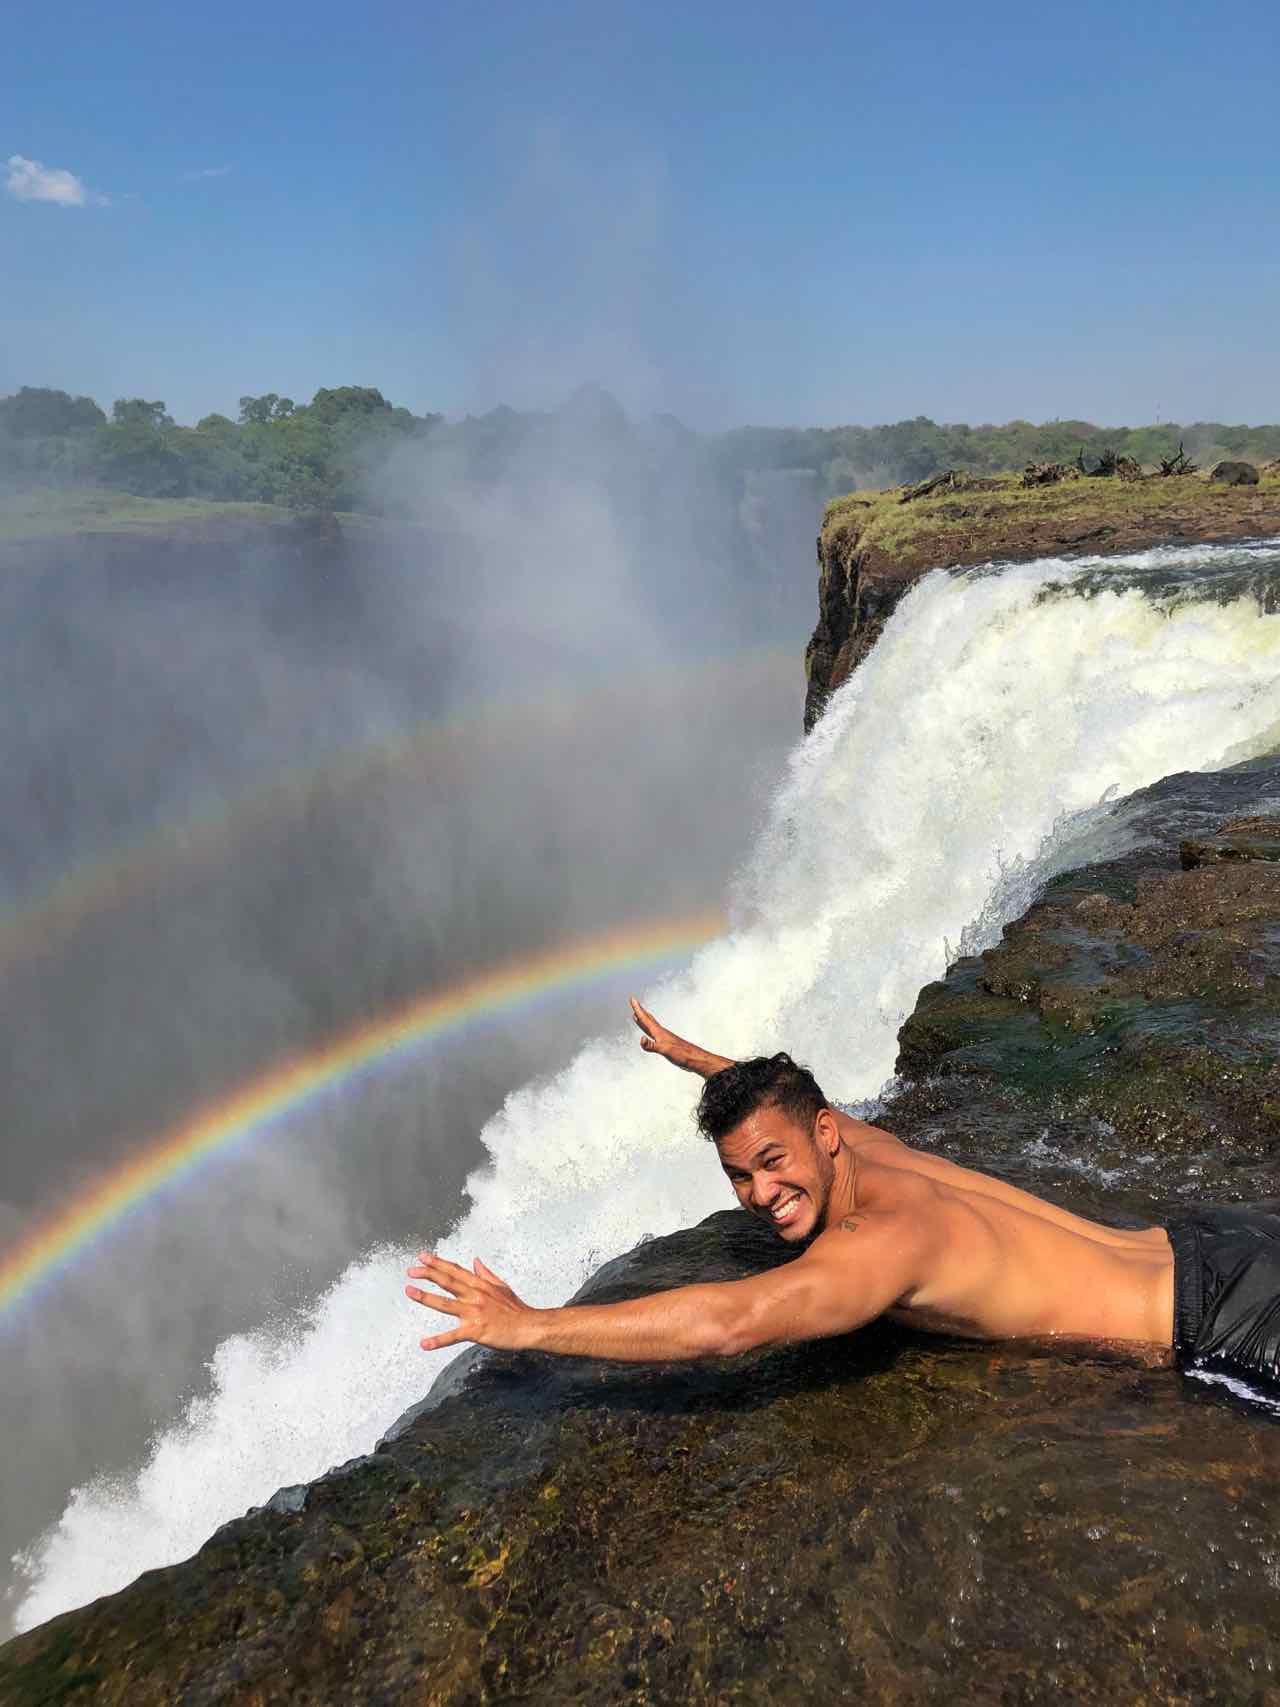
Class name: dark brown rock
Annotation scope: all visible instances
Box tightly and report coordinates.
[1215,460,1262,488]
[804,514,922,731]
[1181,812,1280,869]
[1210,460,1260,486]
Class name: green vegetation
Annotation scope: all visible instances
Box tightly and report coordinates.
[720,415,1280,503]
[0,486,290,542]
[0,384,439,512]
[3,382,1279,523]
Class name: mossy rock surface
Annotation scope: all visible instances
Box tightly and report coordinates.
[890,761,1280,1218]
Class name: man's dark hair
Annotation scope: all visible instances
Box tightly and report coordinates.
[695,1053,828,1144]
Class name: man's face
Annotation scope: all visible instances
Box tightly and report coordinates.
[715,1105,835,1243]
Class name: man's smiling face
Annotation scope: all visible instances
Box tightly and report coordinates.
[716,1104,837,1242]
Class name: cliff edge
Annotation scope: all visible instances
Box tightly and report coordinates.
[805,465,1280,728]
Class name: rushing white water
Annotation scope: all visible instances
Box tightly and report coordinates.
[15,542,1280,1630]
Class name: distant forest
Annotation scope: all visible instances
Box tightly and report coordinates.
[3,382,1278,515]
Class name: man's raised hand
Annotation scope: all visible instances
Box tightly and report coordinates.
[630,997,735,1079]
[630,996,684,1063]
[406,1254,538,1352]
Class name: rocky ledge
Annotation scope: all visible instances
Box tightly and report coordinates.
[5,759,1280,1705]
[888,769,1280,1217]
[805,465,1280,728]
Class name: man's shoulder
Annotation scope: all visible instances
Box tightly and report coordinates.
[856,1155,940,1210]
[836,1112,911,1152]
[814,1178,939,1252]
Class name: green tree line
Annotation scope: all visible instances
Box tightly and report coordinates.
[2,384,1277,514]
[714,415,1280,502]
[0,385,440,510]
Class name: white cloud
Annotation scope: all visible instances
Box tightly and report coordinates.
[182,164,233,181]
[5,154,104,207]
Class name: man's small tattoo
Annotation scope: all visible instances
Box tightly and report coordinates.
[837,1215,865,1235]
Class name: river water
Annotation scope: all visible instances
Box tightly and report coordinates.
[13,537,1280,1637]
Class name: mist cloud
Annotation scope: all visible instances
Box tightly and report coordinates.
[5,155,103,208]
[446,125,671,417]
[0,121,819,1637]
[0,432,814,1638]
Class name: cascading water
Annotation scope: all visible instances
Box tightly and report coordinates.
[14,539,1280,1632]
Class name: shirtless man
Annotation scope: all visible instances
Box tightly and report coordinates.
[405,1001,1280,1388]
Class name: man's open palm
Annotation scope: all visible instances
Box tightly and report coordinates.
[406,1254,536,1352]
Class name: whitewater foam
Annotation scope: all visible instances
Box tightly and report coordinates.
[15,543,1280,1630]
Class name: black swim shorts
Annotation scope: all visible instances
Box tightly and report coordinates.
[1168,1206,1280,1387]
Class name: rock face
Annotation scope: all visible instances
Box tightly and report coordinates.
[5,758,1280,1705]
[803,500,918,733]
[805,467,1280,728]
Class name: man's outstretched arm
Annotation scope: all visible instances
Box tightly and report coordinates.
[405,1216,928,1362]
[630,998,736,1079]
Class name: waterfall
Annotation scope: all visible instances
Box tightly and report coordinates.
[16,539,1280,1631]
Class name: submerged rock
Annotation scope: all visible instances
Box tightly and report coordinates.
[6,762,1280,1702]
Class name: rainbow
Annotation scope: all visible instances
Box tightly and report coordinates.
[0,909,724,1321]
[0,649,788,979]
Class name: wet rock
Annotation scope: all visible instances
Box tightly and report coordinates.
[893,768,1280,1209]
[9,1273,1280,1704]
[1181,813,1280,868]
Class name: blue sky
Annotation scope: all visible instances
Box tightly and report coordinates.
[3,0,1277,429]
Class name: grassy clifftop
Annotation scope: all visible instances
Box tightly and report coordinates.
[0,487,298,544]
[0,487,435,551]
[807,465,1280,729]
[822,465,1280,577]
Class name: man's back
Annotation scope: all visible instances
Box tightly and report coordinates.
[836,1118,1175,1349]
